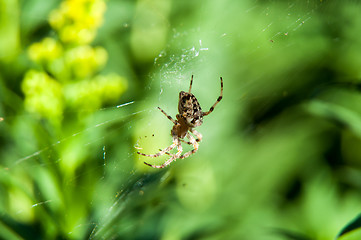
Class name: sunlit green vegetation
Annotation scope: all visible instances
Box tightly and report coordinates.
[1,0,361,239]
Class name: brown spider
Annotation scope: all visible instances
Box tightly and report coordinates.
[137,75,223,168]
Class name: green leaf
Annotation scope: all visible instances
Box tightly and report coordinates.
[337,214,361,238]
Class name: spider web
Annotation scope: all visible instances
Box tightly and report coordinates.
[2,1,335,239]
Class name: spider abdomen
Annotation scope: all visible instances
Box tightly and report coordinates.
[178,91,203,128]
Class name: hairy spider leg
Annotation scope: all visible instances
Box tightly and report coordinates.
[178,130,202,145]
[137,138,177,158]
[144,138,183,168]
[191,129,203,142]
[189,75,194,93]
[136,107,178,158]
[157,107,177,124]
[161,138,192,148]
[164,129,202,159]
[173,132,198,160]
[179,139,192,145]
[177,129,202,159]
[202,77,223,116]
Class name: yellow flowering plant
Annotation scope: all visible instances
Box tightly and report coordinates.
[22,0,127,125]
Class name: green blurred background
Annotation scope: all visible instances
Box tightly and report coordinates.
[2,0,361,239]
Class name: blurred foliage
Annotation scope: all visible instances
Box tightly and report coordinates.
[2,0,361,239]
[22,0,127,128]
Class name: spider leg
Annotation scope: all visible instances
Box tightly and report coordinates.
[157,107,177,124]
[162,138,191,156]
[175,129,202,146]
[190,129,203,142]
[202,77,223,116]
[144,138,183,168]
[138,108,178,158]
[177,132,200,159]
[180,138,192,145]
[137,138,177,158]
[188,75,194,93]
[164,129,202,159]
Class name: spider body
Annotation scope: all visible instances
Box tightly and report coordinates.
[178,91,203,128]
[137,75,223,168]
[172,114,189,138]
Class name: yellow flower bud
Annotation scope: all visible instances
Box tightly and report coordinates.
[22,70,63,122]
[28,38,62,63]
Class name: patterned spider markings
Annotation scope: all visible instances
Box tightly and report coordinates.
[137,75,223,168]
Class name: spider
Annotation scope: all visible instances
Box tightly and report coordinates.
[137,75,223,168]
